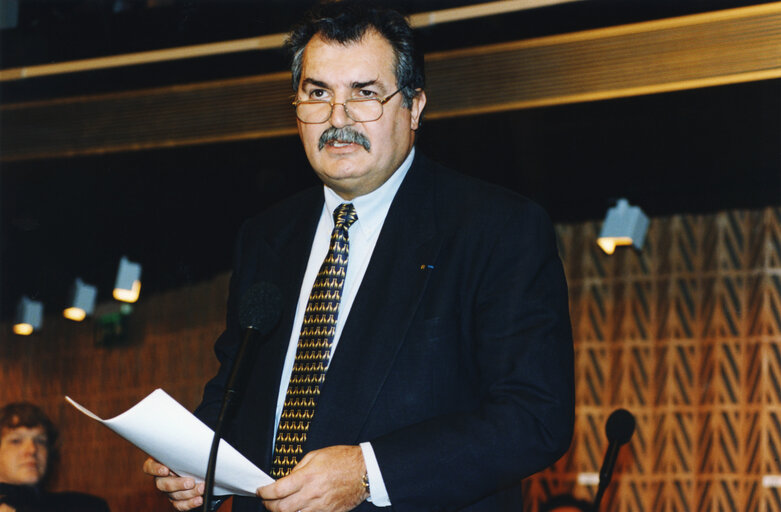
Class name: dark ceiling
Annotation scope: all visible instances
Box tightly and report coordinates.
[1,0,779,323]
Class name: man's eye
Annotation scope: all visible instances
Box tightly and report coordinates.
[358,89,378,98]
[309,89,328,100]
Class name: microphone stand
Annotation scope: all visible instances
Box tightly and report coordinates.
[591,448,614,511]
[200,282,281,512]
[201,327,259,512]
[201,389,236,512]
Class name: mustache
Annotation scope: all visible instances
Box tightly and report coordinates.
[318,127,371,151]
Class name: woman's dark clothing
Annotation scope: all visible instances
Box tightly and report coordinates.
[0,483,110,512]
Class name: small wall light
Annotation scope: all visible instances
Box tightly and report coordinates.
[63,278,98,321]
[113,256,142,303]
[597,198,649,255]
[13,296,43,335]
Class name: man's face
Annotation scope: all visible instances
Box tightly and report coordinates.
[296,30,426,200]
[0,426,48,485]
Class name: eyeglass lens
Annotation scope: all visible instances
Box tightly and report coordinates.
[297,99,384,123]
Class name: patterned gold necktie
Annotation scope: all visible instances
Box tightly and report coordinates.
[271,202,358,478]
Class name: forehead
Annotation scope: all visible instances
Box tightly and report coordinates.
[300,30,397,87]
[1,425,46,440]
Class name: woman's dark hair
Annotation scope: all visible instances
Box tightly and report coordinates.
[285,2,425,109]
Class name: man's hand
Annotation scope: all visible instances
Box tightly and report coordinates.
[257,445,369,512]
[143,457,205,511]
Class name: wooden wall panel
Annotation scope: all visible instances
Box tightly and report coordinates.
[3,3,780,161]
[0,274,229,511]
[0,207,778,511]
[526,206,781,511]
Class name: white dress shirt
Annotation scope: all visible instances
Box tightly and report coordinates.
[273,148,416,507]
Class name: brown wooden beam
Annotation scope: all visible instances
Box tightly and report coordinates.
[2,2,780,162]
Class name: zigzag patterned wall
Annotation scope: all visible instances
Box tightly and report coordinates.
[526,207,781,511]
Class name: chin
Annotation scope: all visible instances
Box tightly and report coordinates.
[15,471,43,485]
[320,163,369,180]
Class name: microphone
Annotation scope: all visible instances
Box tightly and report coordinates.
[592,408,635,512]
[227,282,284,398]
[202,282,282,512]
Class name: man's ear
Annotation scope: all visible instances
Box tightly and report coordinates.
[409,89,427,130]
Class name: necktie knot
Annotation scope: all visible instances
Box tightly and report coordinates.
[333,203,357,230]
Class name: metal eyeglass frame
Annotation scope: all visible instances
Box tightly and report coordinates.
[292,88,403,124]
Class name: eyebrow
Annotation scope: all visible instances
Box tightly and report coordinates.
[301,78,384,91]
[351,80,380,89]
[302,78,329,89]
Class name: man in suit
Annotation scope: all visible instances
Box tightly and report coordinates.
[144,3,574,511]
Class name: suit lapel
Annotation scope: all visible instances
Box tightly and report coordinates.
[308,155,443,448]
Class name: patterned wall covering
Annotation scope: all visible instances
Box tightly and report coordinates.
[0,207,778,511]
[526,207,781,511]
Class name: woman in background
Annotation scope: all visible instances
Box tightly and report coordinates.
[0,402,110,512]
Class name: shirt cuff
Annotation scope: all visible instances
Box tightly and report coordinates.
[359,442,392,507]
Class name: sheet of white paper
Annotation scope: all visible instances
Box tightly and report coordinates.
[65,388,273,496]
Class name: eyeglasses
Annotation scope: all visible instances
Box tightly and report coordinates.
[292,89,402,124]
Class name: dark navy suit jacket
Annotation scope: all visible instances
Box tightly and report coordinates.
[195,153,574,511]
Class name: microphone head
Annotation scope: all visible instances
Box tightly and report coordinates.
[606,408,635,445]
[239,282,282,335]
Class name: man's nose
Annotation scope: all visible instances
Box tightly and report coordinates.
[329,102,354,128]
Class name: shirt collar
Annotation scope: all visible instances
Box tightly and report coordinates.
[323,147,415,237]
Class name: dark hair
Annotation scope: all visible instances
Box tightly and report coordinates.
[285,1,425,109]
[540,493,592,512]
[0,402,59,462]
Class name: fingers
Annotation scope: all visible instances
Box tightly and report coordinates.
[165,482,205,511]
[257,473,303,501]
[158,477,205,511]
[257,445,367,512]
[142,457,170,477]
[143,457,205,511]
[167,494,204,511]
